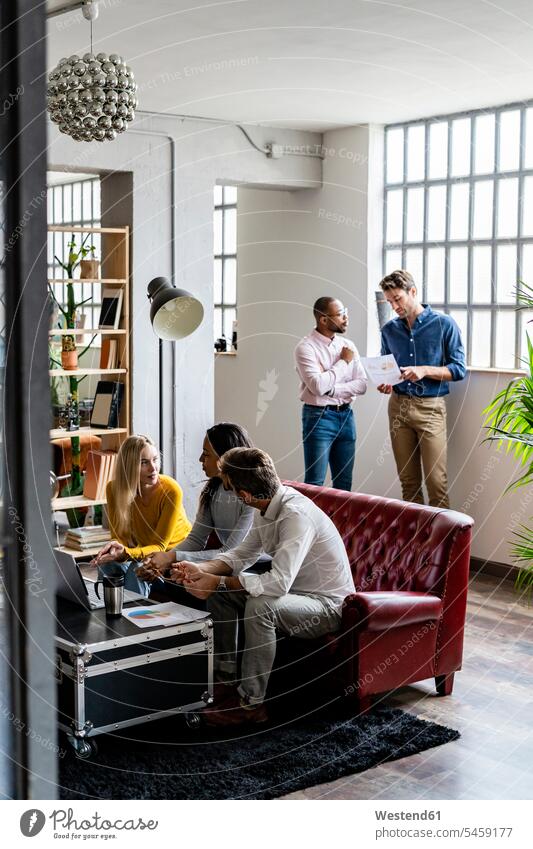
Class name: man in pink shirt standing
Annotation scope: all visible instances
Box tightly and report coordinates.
[294,297,367,491]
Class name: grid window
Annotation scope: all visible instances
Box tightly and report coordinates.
[383,104,533,369]
[214,185,237,345]
[47,178,102,332]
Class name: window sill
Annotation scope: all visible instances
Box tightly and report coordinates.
[214,350,237,357]
[466,366,526,375]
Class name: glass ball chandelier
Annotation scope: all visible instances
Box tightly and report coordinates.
[47,1,137,143]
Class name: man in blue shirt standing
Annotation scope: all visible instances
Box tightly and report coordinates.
[378,269,466,508]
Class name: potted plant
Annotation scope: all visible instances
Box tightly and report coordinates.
[54,233,94,279]
[61,333,78,370]
[80,244,100,280]
[483,281,533,598]
[49,275,92,373]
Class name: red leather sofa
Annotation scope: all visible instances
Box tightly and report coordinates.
[272,482,474,712]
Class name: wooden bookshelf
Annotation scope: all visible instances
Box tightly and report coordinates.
[49,367,127,377]
[48,226,127,234]
[49,224,131,512]
[49,328,127,336]
[52,494,108,511]
[55,545,102,560]
[50,426,128,440]
[48,278,127,285]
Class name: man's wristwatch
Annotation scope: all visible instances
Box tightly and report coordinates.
[217,576,228,591]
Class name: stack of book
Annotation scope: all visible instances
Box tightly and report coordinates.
[64,525,111,552]
[83,449,118,500]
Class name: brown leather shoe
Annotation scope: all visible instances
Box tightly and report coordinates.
[203,693,269,727]
[212,682,239,705]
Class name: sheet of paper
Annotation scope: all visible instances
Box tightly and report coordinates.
[360,354,404,386]
[122,601,209,629]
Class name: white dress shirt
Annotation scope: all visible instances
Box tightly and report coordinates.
[217,485,355,612]
[294,328,368,405]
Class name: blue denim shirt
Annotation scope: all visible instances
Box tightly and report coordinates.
[380,305,466,397]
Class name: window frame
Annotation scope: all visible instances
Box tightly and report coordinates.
[47,177,102,334]
[383,101,533,370]
[214,185,237,345]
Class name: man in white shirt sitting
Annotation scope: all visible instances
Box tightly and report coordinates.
[171,447,355,727]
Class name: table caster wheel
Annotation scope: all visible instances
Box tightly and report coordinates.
[185,713,202,730]
[70,737,97,759]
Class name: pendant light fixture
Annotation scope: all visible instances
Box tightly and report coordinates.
[47,0,137,143]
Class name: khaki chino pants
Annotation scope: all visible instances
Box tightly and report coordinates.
[207,590,341,705]
[388,392,449,509]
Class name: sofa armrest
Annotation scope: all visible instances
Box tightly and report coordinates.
[343,591,443,632]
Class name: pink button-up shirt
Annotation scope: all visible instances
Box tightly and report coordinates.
[294,329,368,406]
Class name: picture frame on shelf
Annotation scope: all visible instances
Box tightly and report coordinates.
[90,380,124,429]
[98,287,123,330]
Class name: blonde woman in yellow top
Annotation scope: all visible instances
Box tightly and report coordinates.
[91,435,191,596]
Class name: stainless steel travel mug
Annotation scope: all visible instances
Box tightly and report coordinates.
[94,573,124,617]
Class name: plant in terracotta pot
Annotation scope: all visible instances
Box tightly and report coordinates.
[61,333,78,370]
[54,233,92,279]
[48,281,93,371]
[80,244,100,280]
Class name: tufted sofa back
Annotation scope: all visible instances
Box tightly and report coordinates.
[286,481,473,598]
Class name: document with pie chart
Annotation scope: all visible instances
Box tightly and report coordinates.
[122,602,209,628]
[360,354,403,386]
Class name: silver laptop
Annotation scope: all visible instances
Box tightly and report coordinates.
[54,548,146,611]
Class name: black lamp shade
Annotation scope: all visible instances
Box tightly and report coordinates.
[147,277,204,341]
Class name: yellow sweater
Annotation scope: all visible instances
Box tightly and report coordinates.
[106,474,192,560]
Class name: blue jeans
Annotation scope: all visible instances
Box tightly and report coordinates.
[98,560,150,598]
[302,404,356,491]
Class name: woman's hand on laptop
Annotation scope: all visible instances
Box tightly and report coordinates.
[90,541,126,566]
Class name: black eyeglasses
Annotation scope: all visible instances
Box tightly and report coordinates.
[324,308,348,318]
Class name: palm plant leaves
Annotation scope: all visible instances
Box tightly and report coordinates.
[511,525,533,598]
[483,306,533,491]
[483,281,533,598]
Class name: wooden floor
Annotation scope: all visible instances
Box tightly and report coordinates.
[283,572,533,800]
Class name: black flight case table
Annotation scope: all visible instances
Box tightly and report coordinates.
[55,599,214,758]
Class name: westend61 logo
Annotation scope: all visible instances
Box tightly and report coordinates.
[19,808,159,838]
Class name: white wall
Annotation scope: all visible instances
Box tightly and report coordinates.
[215,125,528,566]
[48,116,321,515]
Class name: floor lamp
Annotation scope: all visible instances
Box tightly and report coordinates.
[147,277,204,467]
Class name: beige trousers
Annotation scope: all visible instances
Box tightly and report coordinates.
[388,393,449,509]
